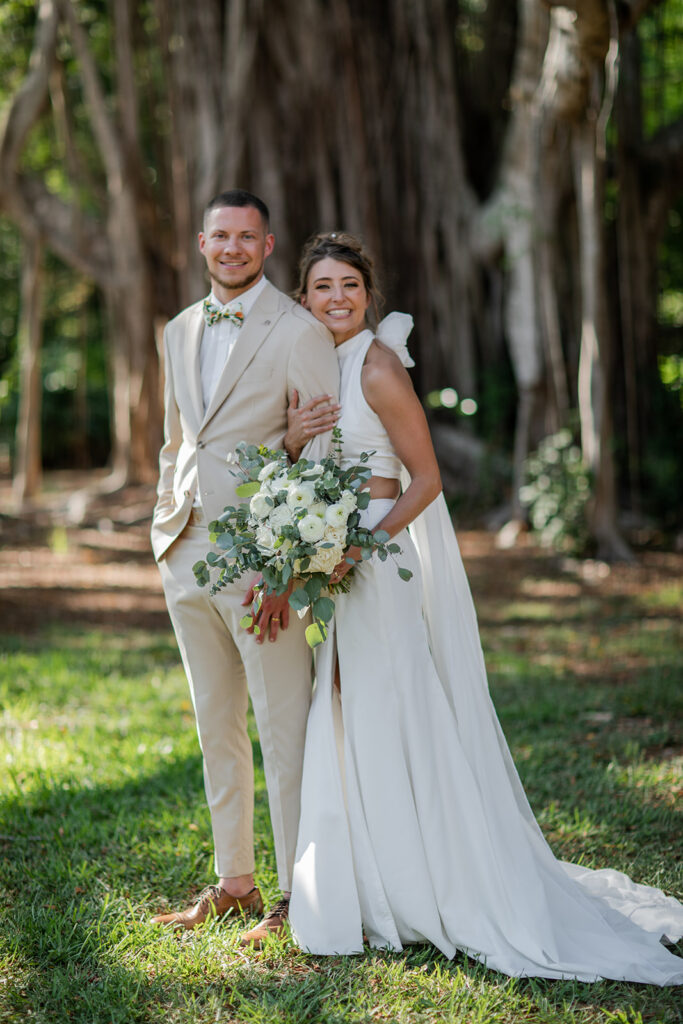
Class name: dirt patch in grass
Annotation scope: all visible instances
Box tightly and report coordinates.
[1,472,681,642]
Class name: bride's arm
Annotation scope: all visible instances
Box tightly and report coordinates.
[360,345,442,541]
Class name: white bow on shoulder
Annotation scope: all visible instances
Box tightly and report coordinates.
[375,312,416,368]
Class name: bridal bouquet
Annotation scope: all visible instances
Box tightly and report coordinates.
[193,431,411,647]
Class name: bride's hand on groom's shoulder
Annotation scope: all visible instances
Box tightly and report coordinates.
[285,389,340,461]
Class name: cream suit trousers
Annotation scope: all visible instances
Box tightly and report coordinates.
[158,519,313,890]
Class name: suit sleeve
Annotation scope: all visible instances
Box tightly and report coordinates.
[153,328,182,521]
[287,321,340,463]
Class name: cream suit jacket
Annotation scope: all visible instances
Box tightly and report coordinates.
[151,281,339,561]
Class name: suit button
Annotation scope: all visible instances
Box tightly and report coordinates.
[184,489,191,498]
[197,441,205,449]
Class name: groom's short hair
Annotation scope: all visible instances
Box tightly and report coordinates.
[204,189,270,230]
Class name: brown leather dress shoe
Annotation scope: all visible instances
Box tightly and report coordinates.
[151,884,263,930]
[240,895,290,947]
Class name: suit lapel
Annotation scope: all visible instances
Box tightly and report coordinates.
[182,304,205,430]
[201,282,284,429]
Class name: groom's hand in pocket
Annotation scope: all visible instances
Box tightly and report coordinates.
[243,577,292,644]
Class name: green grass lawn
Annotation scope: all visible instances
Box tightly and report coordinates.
[1,575,681,1022]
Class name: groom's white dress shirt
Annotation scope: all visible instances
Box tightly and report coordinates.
[194,276,268,508]
[199,276,268,410]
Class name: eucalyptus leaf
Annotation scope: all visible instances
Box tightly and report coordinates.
[235,480,261,497]
[398,567,413,581]
[305,621,327,648]
[304,577,323,602]
[373,529,390,543]
[288,589,310,612]
[312,596,335,622]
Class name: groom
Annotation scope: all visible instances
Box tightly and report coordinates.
[150,189,339,943]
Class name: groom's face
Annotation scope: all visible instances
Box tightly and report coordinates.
[199,205,275,302]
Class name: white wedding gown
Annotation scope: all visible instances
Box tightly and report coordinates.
[289,321,683,984]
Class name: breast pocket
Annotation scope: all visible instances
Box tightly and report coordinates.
[238,362,275,384]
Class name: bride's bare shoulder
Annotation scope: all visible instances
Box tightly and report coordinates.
[361,339,414,410]
[363,338,408,376]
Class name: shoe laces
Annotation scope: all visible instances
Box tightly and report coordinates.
[264,897,290,921]
[193,884,223,908]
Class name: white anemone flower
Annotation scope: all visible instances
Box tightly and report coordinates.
[257,460,280,482]
[325,502,349,527]
[298,514,326,543]
[339,489,357,512]
[286,481,317,510]
[250,492,272,519]
[255,525,276,551]
[269,504,294,531]
[272,472,291,492]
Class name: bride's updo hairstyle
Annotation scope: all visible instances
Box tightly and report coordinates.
[295,231,384,327]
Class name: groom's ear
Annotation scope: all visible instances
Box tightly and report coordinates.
[300,295,309,309]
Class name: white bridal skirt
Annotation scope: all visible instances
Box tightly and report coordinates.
[289,497,683,984]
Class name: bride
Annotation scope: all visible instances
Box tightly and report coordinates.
[281,231,683,984]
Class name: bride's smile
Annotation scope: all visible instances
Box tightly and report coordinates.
[301,256,371,345]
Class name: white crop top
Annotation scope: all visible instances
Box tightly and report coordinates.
[336,329,403,480]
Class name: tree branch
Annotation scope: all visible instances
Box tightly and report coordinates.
[19,178,111,282]
[58,0,125,197]
[0,0,59,231]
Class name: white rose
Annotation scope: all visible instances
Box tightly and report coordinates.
[324,524,347,545]
[269,504,295,531]
[286,481,317,510]
[257,460,281,482]
[308,543,343,574]
[340,489,358,512]
[308,501,327,518]
[298,515,326,543]
[325,502,349,527]
[250,492,272,519]
[255,525,276,551]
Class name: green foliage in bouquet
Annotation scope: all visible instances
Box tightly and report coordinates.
[193,430,410,648]
[520,429,592,554]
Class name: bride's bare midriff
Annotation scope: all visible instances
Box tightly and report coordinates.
[362,475,401,500]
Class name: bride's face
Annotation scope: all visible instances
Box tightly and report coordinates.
[302,257,370,345]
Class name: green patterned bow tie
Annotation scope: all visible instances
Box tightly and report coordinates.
[203,298,245,328]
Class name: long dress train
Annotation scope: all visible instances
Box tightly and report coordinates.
[289,321,683,984]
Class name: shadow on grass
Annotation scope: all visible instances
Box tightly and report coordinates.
[1,728,682,1022]
[1,593,682,1023]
